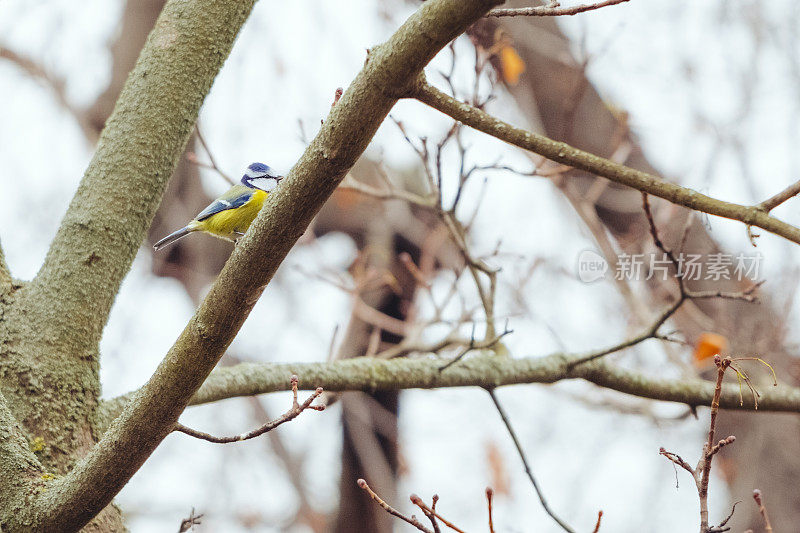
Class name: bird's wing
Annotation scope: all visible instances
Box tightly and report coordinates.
[194,186,254,222]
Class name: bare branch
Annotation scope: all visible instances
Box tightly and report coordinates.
[716,501,738,531]
[98,350,800,429]
[189,125,235,185]
[752,490,773,533]
[438,324,512,370]
[412,494,461,533]
[757,178,800,213]
[659,448,695,476]
[173,376,324,443]
[566,298,683,368]
[486,488,495,533]
[357,479,434,533]
[565,195,760,369]
[339,173,436,207]
[411,82,800,247]
[659,356,738,533]
[592,510,604,533]
[697,358,731,530]
[178,508,203,532]
[488,0,629,18]
[413,494,465,533]
[414,495,442,533]
[488,389,575,533]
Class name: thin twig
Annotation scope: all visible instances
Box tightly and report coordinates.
[488,0,629,18]
[716,501,739,530]
[486,488,495,533]
[417,494,442,533]
[438,324,512,371]
[659,356,737,533]
[752,490,773,532]
[357,479,434,533]
[393,82,502,344]
[659,448,695,476]
[173,376,324,443]
[178,507,203,533]
[488,389,576,533]
[339,174,436,207]
[413,494,461,533]
[592,510,603,533]
[567,298,683,369]
[698,358,732,530]
[190,125,235,185]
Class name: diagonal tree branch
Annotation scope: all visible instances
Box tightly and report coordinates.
[11,0,503,530]
[411,82,800,247]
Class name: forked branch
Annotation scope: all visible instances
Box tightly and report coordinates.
[173,376,324,443]
[660,356,738,533]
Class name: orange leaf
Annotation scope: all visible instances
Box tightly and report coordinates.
[693,332,728,364]
[499,45,525,86]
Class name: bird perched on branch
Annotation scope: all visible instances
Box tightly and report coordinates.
[153,162,283,251]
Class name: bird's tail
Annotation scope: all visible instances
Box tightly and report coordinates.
[153,226,193,251]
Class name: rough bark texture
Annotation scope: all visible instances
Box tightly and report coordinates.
[85,0,227,298]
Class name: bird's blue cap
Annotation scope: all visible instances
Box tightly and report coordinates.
[243,162,278,180]
[247,162,271,174]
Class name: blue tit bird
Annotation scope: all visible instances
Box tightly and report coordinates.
[153,162,283,251]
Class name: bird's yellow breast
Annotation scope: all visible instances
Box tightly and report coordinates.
[190,189,267,241]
